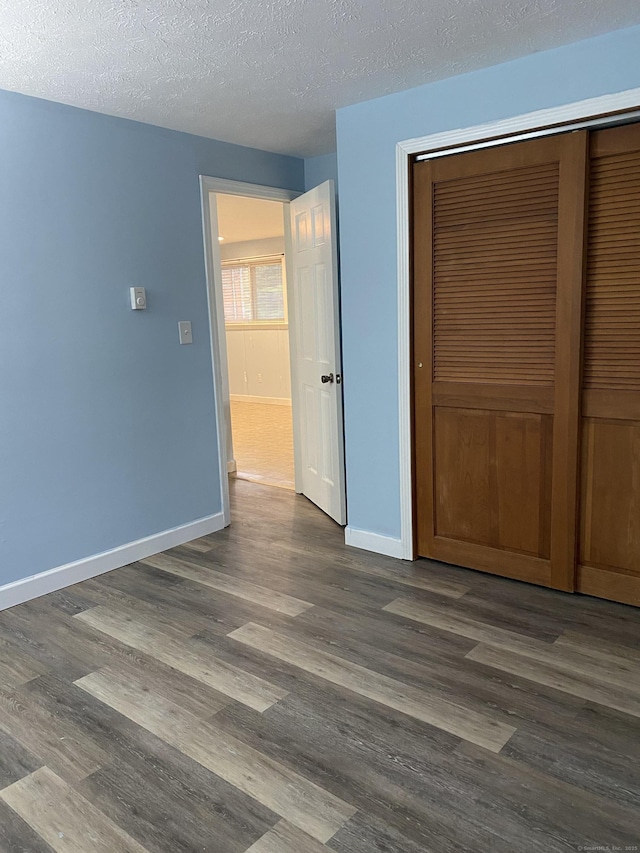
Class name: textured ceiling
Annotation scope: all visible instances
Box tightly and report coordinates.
[0,1,639,157]
[216,194,284,244]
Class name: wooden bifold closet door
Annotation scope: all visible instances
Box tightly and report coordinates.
[413,122,640,605]
[578,123,640,606]
[412,133,588,591]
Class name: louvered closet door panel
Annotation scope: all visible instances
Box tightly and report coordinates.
[578,122,640,606]
[413,133,587,590]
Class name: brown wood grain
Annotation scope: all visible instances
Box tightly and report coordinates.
[412,133,586,590]
[578,122,640,605]
[432,383,555,413]
[579,420,640,574]
[582,389,640,420]
[412,157,436,561]
[548,130,588,592]
[577,565,640,608]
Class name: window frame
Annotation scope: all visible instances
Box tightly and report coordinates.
[221,254,287,327]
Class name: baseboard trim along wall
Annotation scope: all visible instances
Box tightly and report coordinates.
[230,394,291,406]
[0,512,226,613]
[345,526,404,559]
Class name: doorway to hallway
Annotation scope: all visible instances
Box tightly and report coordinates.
[215,193,295,491]
[200,175,346,529]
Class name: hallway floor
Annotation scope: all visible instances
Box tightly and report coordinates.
[230,399,294,490]
[0,479,639,851]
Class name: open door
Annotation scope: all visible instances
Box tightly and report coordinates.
[288,181,346,524]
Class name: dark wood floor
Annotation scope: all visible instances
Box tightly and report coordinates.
[1,479,639,852]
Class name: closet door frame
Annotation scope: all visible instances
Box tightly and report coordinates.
[396,89,640,562]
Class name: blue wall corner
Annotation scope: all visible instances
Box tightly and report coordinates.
[304,152,339,192]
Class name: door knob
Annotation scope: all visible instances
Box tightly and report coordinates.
[321,373,334,384]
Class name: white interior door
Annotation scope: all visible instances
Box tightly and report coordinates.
[289,180,346,524]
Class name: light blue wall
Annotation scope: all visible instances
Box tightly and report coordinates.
[0,89,303,586]
[304,152,338,192]
[336,24,640,542]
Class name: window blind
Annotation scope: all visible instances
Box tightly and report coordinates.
[222,256,284,323]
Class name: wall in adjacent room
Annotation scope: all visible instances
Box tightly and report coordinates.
[336,24,640,547]
[222,238,291,404]
[0,88,303,589]
[226,327,292,402]
[220,236,285,261]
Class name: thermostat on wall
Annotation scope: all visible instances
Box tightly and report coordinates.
[130,287,147,310]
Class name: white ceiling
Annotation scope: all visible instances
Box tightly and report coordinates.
[0,1,639,157]
[216,194,284,244]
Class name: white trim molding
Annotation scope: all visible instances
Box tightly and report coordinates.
[345,526,404,560]
[0,513,225,613]
[200,179,232,526]
[396,140,414,561]
[396,86,640,562]
[200,176,299,202]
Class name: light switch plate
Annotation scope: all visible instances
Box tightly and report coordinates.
[178,320,193,345]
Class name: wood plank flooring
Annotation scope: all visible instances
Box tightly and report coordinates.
[0,478,639,852]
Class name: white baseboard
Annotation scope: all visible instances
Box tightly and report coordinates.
[345,526,404,559]
[0,512,226,613]
[227,459,237,473]
[230,394,291,406]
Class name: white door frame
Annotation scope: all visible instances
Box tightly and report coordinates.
[199,176,301,525]
[396,87,640,560]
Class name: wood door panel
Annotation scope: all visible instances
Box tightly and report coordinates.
[577,122,640,606]
[580,419,640,574]
[434,408,552,558]
[583,389,640,421]
[576,565,640,608]
[583,135,640,395]
[432,383,555,414]
[413,132,587,590]
[433,408,492,547]
[432,161,559,386]
[431,537,551,586]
